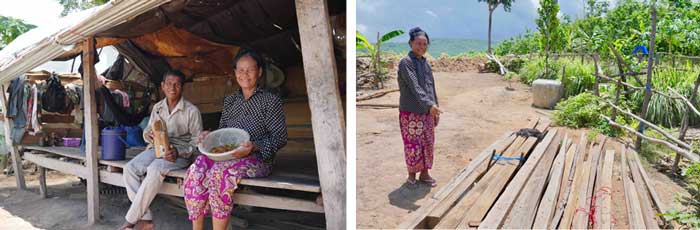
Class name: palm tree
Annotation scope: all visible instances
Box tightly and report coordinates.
[478,0,515,54]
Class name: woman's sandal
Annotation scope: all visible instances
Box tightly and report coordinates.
[420,177,437,187]
[406,177,418,185]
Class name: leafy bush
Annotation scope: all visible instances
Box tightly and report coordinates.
[519,58,561,84]
[484,60,501,73]
[661,162,700,228]
[628,67,700,128]
[553,92,632,137]
[559,59,596,98]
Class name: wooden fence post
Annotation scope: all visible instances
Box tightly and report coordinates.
[636,3,658,151]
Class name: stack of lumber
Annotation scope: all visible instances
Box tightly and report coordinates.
[398,120,666,229]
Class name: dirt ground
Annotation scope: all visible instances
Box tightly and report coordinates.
[0,169,324,230]
[356,71,691,229]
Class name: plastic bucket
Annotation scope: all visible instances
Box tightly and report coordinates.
[101,127,127,161]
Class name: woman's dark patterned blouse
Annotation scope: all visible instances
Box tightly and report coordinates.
[218,87,288,164]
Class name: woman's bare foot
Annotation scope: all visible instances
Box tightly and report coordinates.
[406,172,417,185]
[419,172,437,187]
[119,221,135,230]
[136,220,154,230]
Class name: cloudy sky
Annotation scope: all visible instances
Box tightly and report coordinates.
[357,0,616,42]
[0,0,63,27]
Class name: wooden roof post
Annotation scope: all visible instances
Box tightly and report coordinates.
[82,37,100,224]
[295,0,346,228]
[0,85,26,190]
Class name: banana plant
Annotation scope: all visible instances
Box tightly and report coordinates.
[356,29,404,88]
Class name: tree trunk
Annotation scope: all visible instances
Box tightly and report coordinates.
[487,6,494,54]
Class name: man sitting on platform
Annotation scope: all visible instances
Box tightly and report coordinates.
[120,70,202,230]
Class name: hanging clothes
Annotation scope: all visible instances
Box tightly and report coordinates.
[112,89,130,108]
[97,86,147,127]
[6,76,27,144]
[29,84,42,135]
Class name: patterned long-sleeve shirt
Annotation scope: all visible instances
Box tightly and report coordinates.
[397,51,438,114]
[218,87,288,164]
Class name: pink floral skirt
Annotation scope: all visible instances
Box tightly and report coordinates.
[399,110,435,173]
[183,154,270,220]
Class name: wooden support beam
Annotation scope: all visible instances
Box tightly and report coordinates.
[82,37,100,225]
[501,134,567,229]
[595,150,614,229]
[39,166,47,198]
[621,146,646,229]
[0,84,26,190]
[295,0,346,228]
[533,141,572,229]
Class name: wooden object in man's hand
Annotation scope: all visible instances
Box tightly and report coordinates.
[153,120,170,158]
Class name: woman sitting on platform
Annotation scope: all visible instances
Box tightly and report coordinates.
[183,48,288,230]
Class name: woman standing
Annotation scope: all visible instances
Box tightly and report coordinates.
[183,48,288,230]
[398,27,441,187]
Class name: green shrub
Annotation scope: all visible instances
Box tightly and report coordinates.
[553,92,632,137]
[661,161,700,228]
[629,67,700,128]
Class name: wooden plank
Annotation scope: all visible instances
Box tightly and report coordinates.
[627,148,660,228]
[295,1,345,227]
[97,170,324,213]
[533,142,575,228]
[0,84,26,190]
[22,146,86,160]
[631,148,668,215]
[592,145,608,227]
[397,131,516,229]
[82,37,100,225]
[572,136,606,229]
[596,150,615,229]
[559,141,592,229]
[24,152,87,178]
[426,133,517,221]
[446,122,552,229]
[38,166,47,198]
[621,147,646,229]
[434,124,548,229]
[477,129,560,229]
[550,133,587,229]
[500,134,568,228]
